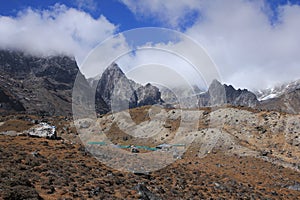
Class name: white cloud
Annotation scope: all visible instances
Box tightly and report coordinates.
[116,37,221,90]
[0,4,116,65]
[81,34,131,78]
[121,0,202,28]
[76,0,97,12]
[121,0,300,90]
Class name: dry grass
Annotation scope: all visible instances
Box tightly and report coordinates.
[1,108,300,199]
[0,119,34,132]
[0,134,300,199]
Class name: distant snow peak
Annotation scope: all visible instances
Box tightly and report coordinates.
[255,79,300,101]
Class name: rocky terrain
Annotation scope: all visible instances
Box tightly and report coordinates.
[0,51,164,116]
[198,79,259,108]
[159,85,203,105]
[255,79,300,101]
[254,79,300,114]
[160,79,300,115]
[1,49,300,116]
[0,50,107,116]
[0,49,300,199]
[0,106,300,199]
[95,62,163,111]
[259,88,300,114]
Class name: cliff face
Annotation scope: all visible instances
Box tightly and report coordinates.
[259,89,300,114]
[95,63,163,111]
[96,63,138,110]
[0,50,108,115]
[0,51,163,116]
[254,80,300,114]
[198,80,259,108]
[0,88,25,112]
[1,49,299,116]
[136,83,163,107]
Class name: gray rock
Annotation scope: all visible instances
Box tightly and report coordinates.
[136,183,162,200]
[259,88,300,114]
[198,79,259,108]
[0,130,19,136]
[96,63,163,111]
[0,50,108,115]
[160,85,202,108]
[136,83,163,106]
[24,122,57,139]
[96,62,137,110]
[287,183,300,191]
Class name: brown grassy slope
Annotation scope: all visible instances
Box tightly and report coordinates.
[0,134,300,199]
[1,107,300,199]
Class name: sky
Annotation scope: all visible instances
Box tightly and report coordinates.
[0,0,300,90]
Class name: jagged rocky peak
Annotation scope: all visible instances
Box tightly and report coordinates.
[0,49,78,83]
[97,62,136,109]
[252,79,300,114]
[0,49,109,115]
[255,79,300,101]
[96,63,163,111]
[102,62,125,79]
[136,83,163,106]
[207,79,227,106]
[259,88,300,114]
[208,79,223,90]
[199,79,259,108]
[107,62,122,71]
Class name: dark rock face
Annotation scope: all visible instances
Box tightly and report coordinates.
[96,63,163,111]
[233,90,258,108]
[136,83,163,107]
[259,89,300,114]
[0,88,25,112]
[0,50,162,115]
[207,79,227,106]
[159,86,203,109]
[0,50,108,115]
[255,80,300,114]
[96,63,138,110]
[198,79,259,108]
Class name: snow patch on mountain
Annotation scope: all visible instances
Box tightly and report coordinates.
[255,80,300,101]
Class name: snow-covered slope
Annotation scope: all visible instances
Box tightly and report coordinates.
[255,79,300,101]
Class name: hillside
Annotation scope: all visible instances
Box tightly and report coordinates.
[0,106,299,199]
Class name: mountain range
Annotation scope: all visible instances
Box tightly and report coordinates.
[0,50,164,115]
[0,50,89,115]
[0,49,299,115]
[94,62,163,112]
[255,79,300,101]
[198,79,259,108]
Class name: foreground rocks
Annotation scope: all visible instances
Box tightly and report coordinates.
[0,106,300,199]
[23,122,57,139]
[0,135,299,199]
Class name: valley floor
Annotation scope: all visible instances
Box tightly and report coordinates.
[0,107,300,199]
[1,135,300,199]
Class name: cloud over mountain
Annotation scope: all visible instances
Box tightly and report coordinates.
[121,0,300,89]
[0,3,116,64]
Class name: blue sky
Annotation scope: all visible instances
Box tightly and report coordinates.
[0,0,300,89]
[1,0,299,31]
[0,0,159,31]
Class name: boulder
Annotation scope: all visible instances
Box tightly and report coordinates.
[24,122,57,139]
